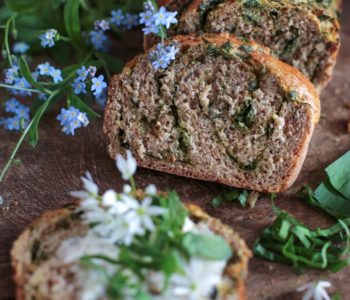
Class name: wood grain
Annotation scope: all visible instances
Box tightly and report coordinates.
[1,6,350,299]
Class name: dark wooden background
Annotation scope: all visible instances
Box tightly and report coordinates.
[1,4,350,299]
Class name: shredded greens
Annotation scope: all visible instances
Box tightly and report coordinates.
[211,189,251,208]
[255,151,350,272]
[254,205,350,272]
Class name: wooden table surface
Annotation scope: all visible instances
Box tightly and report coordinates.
[1,5,350,299]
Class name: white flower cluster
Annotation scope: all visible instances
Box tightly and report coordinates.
[69,150,229,300]
[71,171,165,246]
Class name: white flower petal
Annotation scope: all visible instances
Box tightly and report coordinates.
[142,215,155,231]
[318,287,331,300]
[145,184,157,196]
[123,184,132,193]
[102,190,117,207]
[148,206,167,216]
[318,281,332,289]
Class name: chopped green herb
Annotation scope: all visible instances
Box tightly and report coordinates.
[254,204,350,272]
[211,189,254,208]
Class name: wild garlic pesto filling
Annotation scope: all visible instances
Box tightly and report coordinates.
[56,219,230,300]
[165,0,339,87]
[111,41,312,189]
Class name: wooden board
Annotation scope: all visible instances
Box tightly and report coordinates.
[1,5,350,299]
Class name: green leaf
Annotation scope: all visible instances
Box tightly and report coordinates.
[27,93,58,147]
[326,151,350,199]
[19,56,47,94]
[183,233,232,260]
[5,0,46,13]
[164,191,188,228]
[69,92,101,119]
[63,0,84,48]
[314,181,350,217]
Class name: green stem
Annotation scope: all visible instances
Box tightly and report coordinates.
[130,176,136,191]
[0,119,34,182]
[0,83,43,94]
[94,52,111,80]
[59,36,70,42]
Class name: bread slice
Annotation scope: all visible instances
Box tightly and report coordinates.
[11,203,252,300]
[146,0,341,90]
[104,34,320,193]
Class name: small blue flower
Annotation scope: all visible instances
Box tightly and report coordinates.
[142,23,159,35]
[72,78,87,95]
[139,10,155,27]
[89,30,107,51]
[94,19,110,31]
[87,66,97,78]
[76,66,89,81]
[95,88,107,108]
[153,7,177,29]
[5,98,21,113]
[49,67,63,83]
[91,75,107,96]
[4,116,21,131]
[4,65,19,84]
[111,9,125,26]
[38,62,52,76]
[149,43,179,70]
[14,106,30,120]
[12,77,32,96]
[143,1,155,12]
[56,106,89,136]
[13,42,30,54]
[39,29,58,48]
[123,13,139,29]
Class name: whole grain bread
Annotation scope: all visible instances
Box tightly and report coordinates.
[104,34,320,193]
[11,203,252,300]
[146,0,341,91]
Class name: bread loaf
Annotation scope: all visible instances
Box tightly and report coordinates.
[11,203,251,300]
[146,0,341,90]
[104,34,320,193]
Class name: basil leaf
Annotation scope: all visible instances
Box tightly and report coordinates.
[183,233,232,260]
[326,151,350,199]
[69,92,101,119]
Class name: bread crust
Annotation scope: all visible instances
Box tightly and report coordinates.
[11,203,251,300]
[104,34,320,193]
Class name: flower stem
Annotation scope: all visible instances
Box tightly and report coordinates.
[0,119,34,183]
[59,36,70,42]
[0,83,43,94]
[130,176,136,191]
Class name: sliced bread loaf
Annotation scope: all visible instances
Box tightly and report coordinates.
[11,203,251,300]
[104,34,320,193]
[147,0,341,90]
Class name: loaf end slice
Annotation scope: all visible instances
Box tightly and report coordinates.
[11,203,251,300]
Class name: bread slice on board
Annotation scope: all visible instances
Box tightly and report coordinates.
[145,0,341,91]
[11,203,252,300]
[104,34,320,193]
